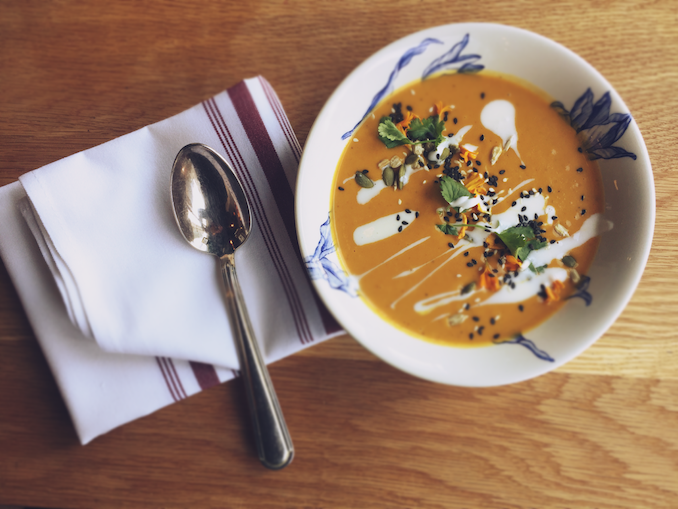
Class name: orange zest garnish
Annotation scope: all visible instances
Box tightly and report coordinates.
[479,265,501,292]
[459,145,479,163]
[464,172,487,196]
[544,279,564,304]
[504,254,522,272]
[435,101,454,118]
[396,110,419,135]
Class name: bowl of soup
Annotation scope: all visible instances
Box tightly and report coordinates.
[296,23,654,386]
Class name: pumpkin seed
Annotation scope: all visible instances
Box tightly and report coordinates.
[405,154,418,165]
[562,255,578,268]
[441,147,450,160]
[461,282,476,295]
[569,268,581,285]
[382,166,395,187]
[354,171,374,188]
[490,145,502,165]
[397,165,406,190]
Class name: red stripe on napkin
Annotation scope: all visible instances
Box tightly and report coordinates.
[229,82,299,256]
[156,357,185,401]
[228,82,342,336]
[189,361,220,390]
[258,77,302,162]
[202,98,313,345]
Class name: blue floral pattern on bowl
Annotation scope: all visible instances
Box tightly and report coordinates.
[342,33,483,140]
[304,215,357,297]
[552,89,636,161]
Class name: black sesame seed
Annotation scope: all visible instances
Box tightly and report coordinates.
[551,215,558,220]
[480,134,485,141]
[576,167,583,173]
[471,259,477,265]
[338,186,344,191]
[464,251,469,257]
[443,216,449,222]
[550,239,556,244]
[581,195,585,201]
[490,317,496,325]
[512,201,517,207]
[466,262,473,267]
[469,333,474,340]
[398,226,403,232]
[406,105,412,111]
[472,316,480,322]
[499,170,505,174]
[493,333,500,339]
[534,213,539,220]
[521,206,527,212]
[362,169,369,174]
[492,199,498,205]
[480,92,485,99]
[464,303,470,310]
[547,186,552,192]
[401,221,409,225]
[396,215,400,220]
[476,160,482,166]
[443,112,449,122]
[448,242,454,248]
[415,211,419,218]
[578,147,583,153]
[478,326,484,335]
[581,209,587,215]
[483,242,489,248]
[520,164,526,169]
[467,160,472,167]
[405,208,411,213]
[538,188,543,193]
[453,117,458,124]
[518,304,524,312]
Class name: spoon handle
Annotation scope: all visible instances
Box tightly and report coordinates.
[220,255,294,470]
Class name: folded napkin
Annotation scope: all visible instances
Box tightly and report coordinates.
[0,77,342,444]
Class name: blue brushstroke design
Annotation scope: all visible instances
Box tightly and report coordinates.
[305,215,357,297]
[495,334,555,362]
[551,89,636,161]
[422,33,484,78]
[566,275,593,306]
[341,38,443,140]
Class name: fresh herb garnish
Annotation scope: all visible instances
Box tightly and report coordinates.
[377,114,446,149]
[497,226,547,261]
[407,116,445,145]
[377,117,411,148]
[528,263,547,274]
[440,175,472,204]
[436,224,459,236]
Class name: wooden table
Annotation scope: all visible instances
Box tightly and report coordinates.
[1,1,677,507]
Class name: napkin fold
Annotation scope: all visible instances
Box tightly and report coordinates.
[0,77,342,444]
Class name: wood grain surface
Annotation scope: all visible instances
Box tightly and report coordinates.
[1,1,677,508]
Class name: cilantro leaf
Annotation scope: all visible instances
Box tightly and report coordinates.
[440,176,472,204]
[377,117,411,148]
[497,226,547,261]
[528,263,547,275]
[436,224,459,236]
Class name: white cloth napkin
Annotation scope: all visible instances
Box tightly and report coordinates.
[0,77,342,444]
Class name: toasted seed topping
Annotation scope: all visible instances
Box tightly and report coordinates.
[355,171,374,188]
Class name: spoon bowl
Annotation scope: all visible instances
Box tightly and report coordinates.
[171,143,294,470]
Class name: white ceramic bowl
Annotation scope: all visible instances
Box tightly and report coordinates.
[296,23,654,386]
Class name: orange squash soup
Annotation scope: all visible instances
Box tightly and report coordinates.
[331,72,609,347]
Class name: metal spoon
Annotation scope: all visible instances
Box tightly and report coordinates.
[170,143,294,470]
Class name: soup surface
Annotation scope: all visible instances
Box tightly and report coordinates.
[331,72,609,347]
